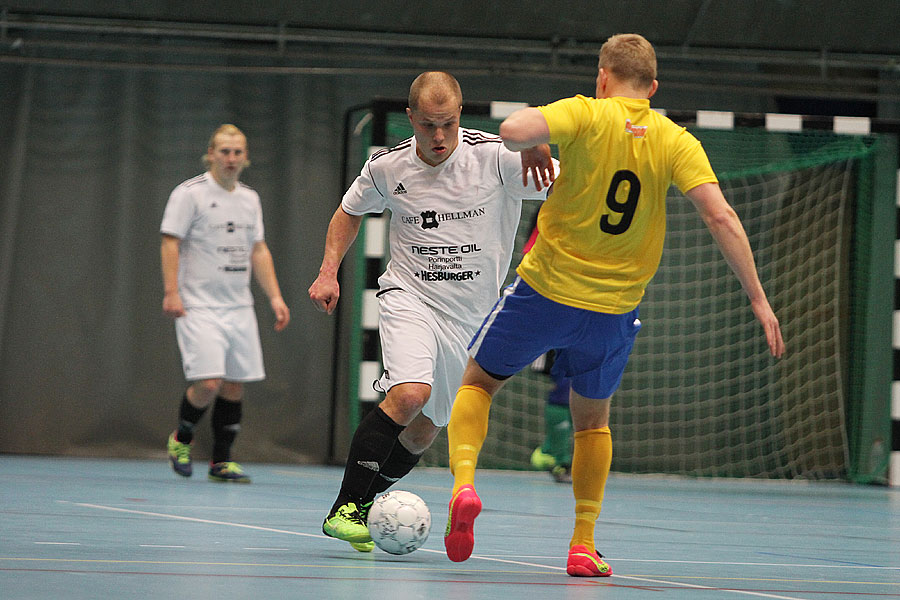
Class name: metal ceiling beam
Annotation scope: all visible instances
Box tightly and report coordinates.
[2,11,899,107]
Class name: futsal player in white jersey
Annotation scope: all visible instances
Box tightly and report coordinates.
[161,124,290,483]
[309,72,557,551]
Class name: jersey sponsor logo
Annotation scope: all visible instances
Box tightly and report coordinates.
[393,182,408,195]
[217,245,249,256]
[427,256,463,270]
[417,207,486,229]
[410,243,482,255]
[420,210,439,229]
[415,270,479,281]
[625,119,648,139]
[212,221,254,233]
[218,245,250,270]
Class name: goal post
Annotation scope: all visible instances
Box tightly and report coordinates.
[340,99,897,482]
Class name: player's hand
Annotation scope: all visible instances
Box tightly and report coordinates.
[520,144,555,191]
[308,275,340,315]
[271,296,290,331]
[162,291,186,319]
[751,298,785,358]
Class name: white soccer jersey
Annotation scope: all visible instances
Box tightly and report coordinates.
[342,128,553,327]
[160,172,264,308]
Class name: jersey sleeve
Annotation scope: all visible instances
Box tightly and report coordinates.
[670,129,719,194]
[497,144,559,200]
[341,160,388,216]
[537,95,590,146]
[160,184,194,238]
[253,194,265,243]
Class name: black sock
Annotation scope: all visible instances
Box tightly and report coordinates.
[332,406,404,512]
[176,392,207,444]
[364,440,423,501]
[211,396,242,464]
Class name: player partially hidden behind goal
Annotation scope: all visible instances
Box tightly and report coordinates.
[444,33,785,577]
[523,214,574,484]
[161,124,291,484]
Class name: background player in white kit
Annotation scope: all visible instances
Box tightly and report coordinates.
[161,124,290,483]
[309,71,557,551]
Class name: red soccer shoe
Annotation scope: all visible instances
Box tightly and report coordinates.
[567,544,613,577]
[444,485,482,562]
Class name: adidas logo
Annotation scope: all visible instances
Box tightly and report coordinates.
[357,461,381,472]
[393,183,407,195]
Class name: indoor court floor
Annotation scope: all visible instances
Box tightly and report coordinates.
[1,455,898,599]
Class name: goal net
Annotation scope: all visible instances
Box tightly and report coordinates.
[348,106,884,480]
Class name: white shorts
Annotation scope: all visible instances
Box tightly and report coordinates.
[174,306,265,382]
[375,289,476,428]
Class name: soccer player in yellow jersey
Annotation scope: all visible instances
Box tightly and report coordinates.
[444,34,785,576]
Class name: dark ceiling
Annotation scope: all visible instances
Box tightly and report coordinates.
[3,1,899,113]
[6,0,900,55]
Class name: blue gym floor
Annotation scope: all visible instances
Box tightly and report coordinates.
[1,455,898,599]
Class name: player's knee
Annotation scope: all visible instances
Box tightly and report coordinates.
[399,424,440,453]
[191,379,223,403]
[383,386,430,421]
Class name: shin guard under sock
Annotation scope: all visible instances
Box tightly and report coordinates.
[570,427,612,550]
[447,385,492,494]
[211,396,242,464]
[334,406,405,510]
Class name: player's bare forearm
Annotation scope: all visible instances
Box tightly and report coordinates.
[687,183,785,358]
[251,241,290,330]
[309,207,363,315]
[160,234,186,318]
[500,107,551,151]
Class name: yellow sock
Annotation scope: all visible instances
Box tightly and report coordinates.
[570,427,612,550]
[447,385,492,494]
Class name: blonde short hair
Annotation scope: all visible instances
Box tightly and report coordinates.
[408,71,463,112]
[202,124,250,168]
[599,34,657,90]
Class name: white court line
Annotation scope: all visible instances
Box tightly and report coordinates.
[505,556,899,571]
[73,502,325,540]
[139,545,185,548]
[437,554,809,600]
[610,558,899,571]
[34,542,81,546]
[74,502,809,600]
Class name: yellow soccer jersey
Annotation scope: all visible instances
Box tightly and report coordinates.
[517,95,718,313]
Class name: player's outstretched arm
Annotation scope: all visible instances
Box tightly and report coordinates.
[251,241,291,331]
[308,207,364,315]
[686,182,785,358]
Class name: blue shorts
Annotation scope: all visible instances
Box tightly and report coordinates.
[469,277,641,400]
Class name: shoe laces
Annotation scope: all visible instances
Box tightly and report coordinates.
[336,503,366,525]
[171,442,191,463]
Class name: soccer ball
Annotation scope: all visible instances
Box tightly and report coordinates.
[366,490,431,555]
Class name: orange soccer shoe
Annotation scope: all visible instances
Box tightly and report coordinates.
[566,545,613,577]
[444,485,482,562]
